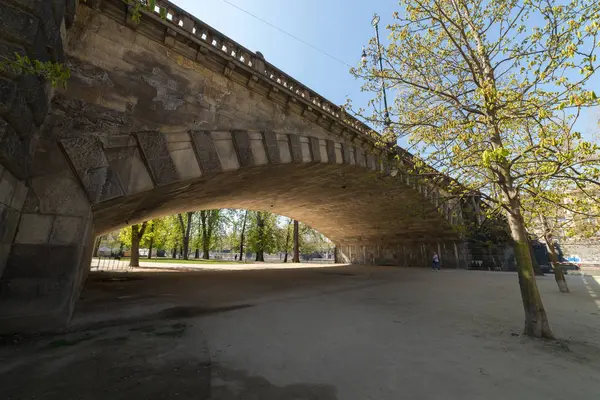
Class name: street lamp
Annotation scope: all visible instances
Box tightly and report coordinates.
[371,14,391,127]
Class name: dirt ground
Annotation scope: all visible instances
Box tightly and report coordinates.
[1,265,600,399]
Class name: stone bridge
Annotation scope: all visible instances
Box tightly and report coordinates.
[0,0,480,333]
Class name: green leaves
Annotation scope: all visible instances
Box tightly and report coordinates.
[0,53,70,88]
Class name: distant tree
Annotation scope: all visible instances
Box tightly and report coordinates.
[199,210,222,259]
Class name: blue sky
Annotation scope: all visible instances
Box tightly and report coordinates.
[171,0,599,142]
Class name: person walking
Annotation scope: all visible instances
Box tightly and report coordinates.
[432,252,440,271]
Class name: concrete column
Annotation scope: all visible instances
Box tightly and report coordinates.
[0,140,94,334]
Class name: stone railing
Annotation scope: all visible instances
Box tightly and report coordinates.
[141,0,385,148]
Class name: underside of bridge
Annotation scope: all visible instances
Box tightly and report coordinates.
[0,0,473,334]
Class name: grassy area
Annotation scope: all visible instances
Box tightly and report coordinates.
[117,257,245,265]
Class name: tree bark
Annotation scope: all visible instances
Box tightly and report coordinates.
[178,212,193,260]
[129,222,147,267]
[255,212,265,262]
[147,223,154,260]
[283,218,292,263]
[239,210,248,262]
[540,216,569,293]
[292,220,300,263]
[195,248,200,259]
[505,195,554,338]
[172,247,177,259]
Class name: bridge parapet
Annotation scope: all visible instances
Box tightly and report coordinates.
[116,0,384,150]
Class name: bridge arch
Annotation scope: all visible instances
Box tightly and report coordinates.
[0,0,469,333]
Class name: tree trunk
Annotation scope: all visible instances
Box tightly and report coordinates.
[202,235,210,260]
[178,212,193,260]
[283,218,292,263]
[130,225,141,267]
[147,224,154,259]
[255,212,265,262]
[292,220,300,263]
[129,222,147,267]
[239,210,248,262]
[172,247,177,259]
[506,197,554,338]
[195,248,200,259]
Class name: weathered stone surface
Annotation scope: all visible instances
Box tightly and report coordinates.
[0,203,20,243]
[343,143,355,165]
[136,131,178,186]
[263,131,280,164]
[190,131,221,174]
[309,137,321,163]
[0,77,17,113]
[326,140,336,164]
[250,135,268,166]
[0,2,39,45]
[288,134,302,163]
[170,147,202,181]
[232,130,254,168]
[212,132,240,171]
[0,166,16,205]
[49,215,85,245]
[14,213,54,244]
[61,137,108,171]
[30,172,90,217]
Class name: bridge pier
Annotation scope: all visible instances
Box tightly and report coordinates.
[0,139,94,334]
[337,241,469,269]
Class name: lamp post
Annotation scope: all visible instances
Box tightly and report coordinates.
[370,14,390,127]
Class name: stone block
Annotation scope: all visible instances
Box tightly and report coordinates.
[29,139,72,177]
[288,134,302,163]
[0,203,20,244]
[0,77,16,113]
[49,215,84,245]
[136,131,178,186]
[190,131,221,174]
[232,130,254,167]
[309,137,321,163]
[277,137,291,164]
[300,140,312,163]
[250,139,268,166]
[263,131,280,164]
[53,0,66,27]
[61,136,108,172]
[212,134,239,172]
[136,131,170,159]
[0,40,26,75]
[3,243,83,280]
[14,213,54,244]
[326,140,337,164]
[170,148,201,181]
[0,243,10,277]
[2,92,33,137]
[0,167,16,205]
[0,3,39,45]
[17,74,48,125]
[10,179,27,210]
[147,157,178,186]
[30,172,91,217]
[319,139,328,163]
[107,148,154,195]
[343,143,355,165]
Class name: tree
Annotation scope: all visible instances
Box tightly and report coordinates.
[239,210,249,261]
[354,0,600,338]
[177,212,195,260]
[199,210,222,259]
[248,211,278,262]
[282,218,293,262]
[128,222,148,267]
[292,220,300,263]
